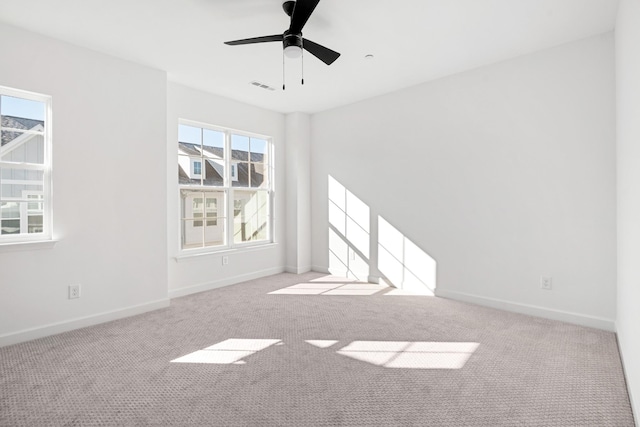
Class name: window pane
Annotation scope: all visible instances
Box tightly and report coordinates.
[205,197,217,226]
[231,134,249,161]
[233,191,268,243]
[1,201,19,218]
[178,124,201,145]
[181,190,225,250]
[27,213,43,234]
[250,138,267,155]
[250,163,268,188]
[250,139,268,170]
[0,168,44,197]
[1,219,20,234]
[4,195,45,234]
[178,141,201,157]
[202,159,224,187]
[203,129,224,159]
[193,212,203,227]
[1,96,45,121]
[178,155,200,185]
[255,191,269,241]
[1,131,45,164]
[232,162,249,187]
[204,217,225,247]
[182,220,204,249]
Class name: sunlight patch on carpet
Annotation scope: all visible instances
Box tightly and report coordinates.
[305,340,339,349]
[171,339,281,364]
[269,281,389,296]
[337,341,479,369]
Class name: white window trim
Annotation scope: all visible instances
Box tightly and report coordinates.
[0,86,53,245]
[178,119,274,255]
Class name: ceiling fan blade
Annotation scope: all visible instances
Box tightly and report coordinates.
[224,34,283,46]
[289,0,320,34]
[303,38,340,65]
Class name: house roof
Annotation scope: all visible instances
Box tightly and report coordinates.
[177,142,265,187]
[178,142,264,163]
[1,115,44,146]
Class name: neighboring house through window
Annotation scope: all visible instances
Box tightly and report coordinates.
[178,121,272,251]
[0,86,52,242]
[192,160,202,177]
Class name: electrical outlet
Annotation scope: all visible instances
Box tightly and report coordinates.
[69,284,81,299]
[540,276,552,290]
[222,256,229,266]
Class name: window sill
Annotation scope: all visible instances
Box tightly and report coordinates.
[174,242,278,263]
[0,239,58,253]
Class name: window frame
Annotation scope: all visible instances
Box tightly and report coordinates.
[0,86,52,244]
[177,119,274,254]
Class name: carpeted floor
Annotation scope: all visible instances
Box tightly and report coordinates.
[0,272,635,426]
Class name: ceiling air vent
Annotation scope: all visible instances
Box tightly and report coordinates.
[249,81,276,91]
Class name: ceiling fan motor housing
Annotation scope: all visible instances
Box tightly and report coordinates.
[283,31,303,50]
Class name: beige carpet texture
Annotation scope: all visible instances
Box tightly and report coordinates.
[0,272,634,426]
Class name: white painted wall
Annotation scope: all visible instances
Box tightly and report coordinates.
[285,112,311,273]
[167,83,286,297]
[0,23,169,345]
[311,33,617,330]
[616,0,640,418]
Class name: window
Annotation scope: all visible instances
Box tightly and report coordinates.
[178,121,272,251]
[230,164,238,181]
[193,160,202,177]
[0,86,51,243]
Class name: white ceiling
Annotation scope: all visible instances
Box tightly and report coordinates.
[0,0,619,114]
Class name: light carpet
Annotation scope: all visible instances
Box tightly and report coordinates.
[0,272,634,426]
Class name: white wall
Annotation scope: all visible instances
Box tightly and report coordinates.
[311,33,617,330]
[616,0,640,418]
[285,112,311,273]
[0,23,169,345]
[167,83,286,297]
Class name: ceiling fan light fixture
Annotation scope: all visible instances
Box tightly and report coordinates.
[284,45,303,59]
[283,32,303,59]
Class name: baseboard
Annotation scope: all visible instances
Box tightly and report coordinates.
[168,266,285,299]
[285,265,312,274]
[615,325,639,426]
[0,298,170,348]
[436,289,615,331]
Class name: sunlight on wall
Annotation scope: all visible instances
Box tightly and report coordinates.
[336,341,478,369]
[328,176,370,280]
[326,176,437,292]
[378,216,436,295]
[170,339,281,364]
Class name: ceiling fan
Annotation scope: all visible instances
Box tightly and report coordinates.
[223,0,341,66]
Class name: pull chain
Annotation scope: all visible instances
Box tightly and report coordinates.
[282,49,286,90]
[301,45,305,85]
